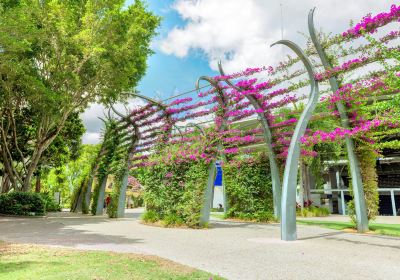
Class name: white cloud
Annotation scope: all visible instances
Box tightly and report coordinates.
[82,1,395,143]
[160,0,394,73]
[81,98,146,144]
[82,132,101,144]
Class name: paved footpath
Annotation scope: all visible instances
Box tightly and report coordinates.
[1,209,400,280]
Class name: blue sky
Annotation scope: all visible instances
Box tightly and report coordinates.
[130,0,216,100]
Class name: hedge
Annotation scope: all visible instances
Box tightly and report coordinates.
[224,152,275,222]
[136,160,209,228]
[0,192,46,216]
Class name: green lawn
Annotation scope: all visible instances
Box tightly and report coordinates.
[297,220,400,237]
[0,242,224,280]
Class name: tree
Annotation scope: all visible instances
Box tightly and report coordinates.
[35,112,86,192]
[0,0,160,190]
[41,144,99,206]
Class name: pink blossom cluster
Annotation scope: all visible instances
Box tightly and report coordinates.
[264,88,289,100]
[128,103,154,118]
[314,57,369,81]
[380,30,400,43]
[165,98,217,115]
[173,108,217,123]
[300,119,385,146]
[262,95,298,110]
[131,107,159,123]
[225,108,263,117]
[197,88,217,98]
[342,5,400,39]
[223,135,262,145]
[270,118,297,128]
[223,147,239,154]
[138,113,166,127]
[213,66,275,81]
[141,123,165,135]
[324,76,388,106]
[168,97,193,106]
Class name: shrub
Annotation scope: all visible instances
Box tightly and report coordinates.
[136,158,209,228]
[224,153,275,222]
[132,195,144,208]
[141,210,159,223]
[0,192,46,216]
[297,206,330,217]
[162,213,184,227]
[39,192,61,212]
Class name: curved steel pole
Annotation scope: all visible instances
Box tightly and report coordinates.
[218,61,282,219]
[196,76,230,224]
[109,105,142,218]
[308,8,368,232]
[271,39,320,241]
[127,92,177,143]
[109,94,177,217]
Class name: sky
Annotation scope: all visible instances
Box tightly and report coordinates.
[81,0,396,144]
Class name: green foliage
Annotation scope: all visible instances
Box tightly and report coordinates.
[235,211,275,223]
[42,144,99,208]
[91,120,120,215]
[39,192,61,212]
[131,195,144,208]
[224,153,275,222]
[162,213,185,227]
[141,210,159,223]
[136,159,209,228]
[297,206,330,217]
[348,144,379,222]
[0,192,45,216]
[0,0,160,190]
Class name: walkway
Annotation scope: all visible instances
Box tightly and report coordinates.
[1,209,399,280]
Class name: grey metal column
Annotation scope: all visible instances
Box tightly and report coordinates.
[391,190,397,216]
[115,93,175,218]
[116,170,129,217]
[271,40,320,241]
[84,176,94,211]
[340,190,346,215]
[196,76,230,214]
[72,187,83,213]
[217,62,282,219]
[308,8,368,232]
[200,161,217,226]
[95,174,109,215]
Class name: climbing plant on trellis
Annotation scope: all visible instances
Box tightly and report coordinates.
[84,4,400,241]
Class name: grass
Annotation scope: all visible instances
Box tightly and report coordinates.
[297,220,400,237]
[0,242,224,280]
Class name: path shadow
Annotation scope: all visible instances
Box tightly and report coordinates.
[0,213,144,248]
[209,220,280,230]
[298,231,345,241]
[325,236,400,250]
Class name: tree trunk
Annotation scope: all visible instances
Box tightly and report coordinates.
[2,175,10,193]
[35,173,41,193]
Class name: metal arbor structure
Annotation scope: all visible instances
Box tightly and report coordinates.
[76,5,400,241]
[217,62,283,219]
[307,8,369,233]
